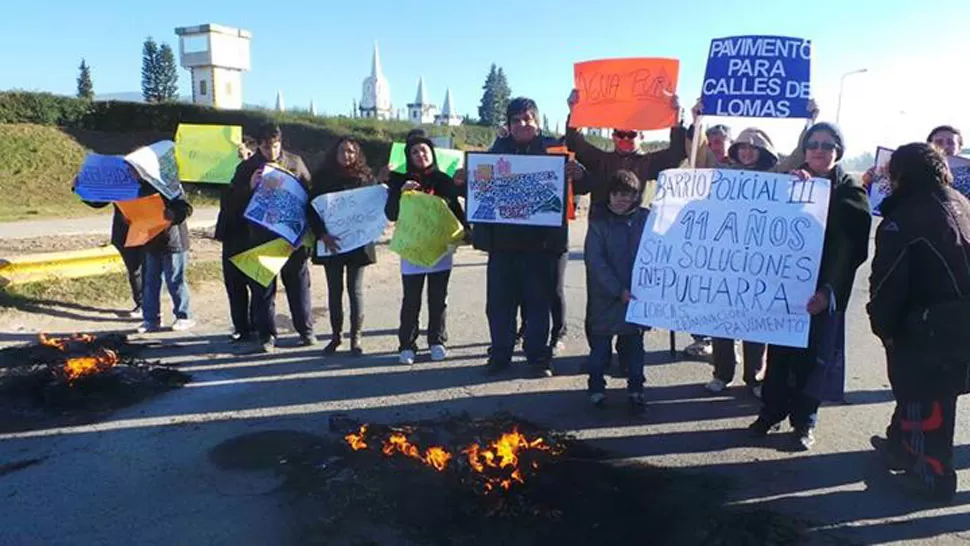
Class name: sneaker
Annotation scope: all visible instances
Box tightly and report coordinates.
[136,322,161,334]
[550,337,566,357]
[483,359,511,376]
[171,318,197,332]
[795,428,816,451]
[126,306,143,319]
[300,334,320,347]
[430,345,447,362]
[684,338,713,358]
[259,337,278,354]
[705,378,729,394]
[748,417,780,438]
[529,361,553,378]
[399,349,416,365]
[350,337,364,357]
[751,385,763,400]
[230,331,253,344]
[322,337,342,355]
[628,393,647,414]
[589,392,606,407]
[870,436,909,472]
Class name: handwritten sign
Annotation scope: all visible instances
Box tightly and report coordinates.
[388,142,465,177]
[175,124,243,184]
[625,168,831,348]
[546,146,577,221]
[116,194,171,248]
[310,184,389,258]
[867,147,895,216]
[388,191,464,268]
[465,152,567,227]
[125,141,184,200]
[949,155,970,198]
[569,58,680,130]
[73,154,142,203]
[230,238,296,287]
[244,164,309,246]
[702,36,812,118]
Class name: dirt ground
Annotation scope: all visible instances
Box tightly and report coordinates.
[0,229,222,261]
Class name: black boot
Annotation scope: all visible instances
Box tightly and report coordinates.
[322,335,342,356]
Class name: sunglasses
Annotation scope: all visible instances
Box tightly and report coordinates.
[613,131,638,140]
[805,141,838,152]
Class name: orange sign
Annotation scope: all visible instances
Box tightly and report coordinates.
[570,58,680,131]
[116,194,171,247]
[546,146,576,221]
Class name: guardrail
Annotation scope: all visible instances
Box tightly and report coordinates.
[0,246,124,287]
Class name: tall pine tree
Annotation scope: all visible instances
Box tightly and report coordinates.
[493,67,511,124]
[76,59,94,100]
[477,64,499,126]
[141,37,160,102]
[156,43,179,102]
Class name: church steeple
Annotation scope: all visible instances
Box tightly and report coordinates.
[407,76,436,125]
[359,42,392,120]
[435,87,462,127]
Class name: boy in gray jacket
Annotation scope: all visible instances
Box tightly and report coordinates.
[584,170,650,412]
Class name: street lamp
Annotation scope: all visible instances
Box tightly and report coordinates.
[836,68,868,125]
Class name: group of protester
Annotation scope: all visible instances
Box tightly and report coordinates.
[96,88,968,504]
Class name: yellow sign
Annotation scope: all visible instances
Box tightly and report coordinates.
[389,192,464,268]
[175,124,243,184]
[230,238,296,287]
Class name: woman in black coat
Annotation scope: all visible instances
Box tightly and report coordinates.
[309,137,378,356]
[749,122,872,450]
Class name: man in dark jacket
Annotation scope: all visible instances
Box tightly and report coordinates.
[224,123,315,353]
[215,143,258,342]
[469,97,565,377]
[868,142,970,503]
[83,202,143,318]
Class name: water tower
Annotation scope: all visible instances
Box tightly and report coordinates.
[174,24,251,110]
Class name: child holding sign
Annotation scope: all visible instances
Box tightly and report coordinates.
[385,136,467,365]
[584,170,650,413]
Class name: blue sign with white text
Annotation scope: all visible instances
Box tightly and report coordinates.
[701,35,812,119]
[73,154,142,203]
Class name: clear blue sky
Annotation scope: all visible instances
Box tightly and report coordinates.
[2,0,968,157]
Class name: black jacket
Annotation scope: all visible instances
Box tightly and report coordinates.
[470,134,569,254]
[217,149,312,247]
[82,201,130,250]
[308,169,378,267]
[814,164,872,312]
[385,170,467,229]
[868,185,970,395]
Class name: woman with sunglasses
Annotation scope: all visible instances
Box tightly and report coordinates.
[749,122,872,451]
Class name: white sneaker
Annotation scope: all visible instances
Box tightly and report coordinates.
[137,322,160,334]
[705,378,729,393]
[171,318,197,332]
[127,306,143,319]
[751,385,763,399]
[399,349,416,365]
[430,345,447,361]
[589,392,606,406]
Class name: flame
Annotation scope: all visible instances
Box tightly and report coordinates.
[345,425,368,451]
[63,349,118,382]
[462,428,552,491]
[423,447,452,472]
[382,432,421,459]
[39,333,97,351]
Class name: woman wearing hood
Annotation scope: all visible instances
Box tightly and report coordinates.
[703,128,778,398]
[749,122,872,451]
[385,137,468,365]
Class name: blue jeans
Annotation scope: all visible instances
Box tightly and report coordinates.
[588,333,645,394]
[143,250,191,326]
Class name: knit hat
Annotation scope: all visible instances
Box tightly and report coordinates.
[404,136,438,173]
[729,128,779,171]
[803,122,845,161]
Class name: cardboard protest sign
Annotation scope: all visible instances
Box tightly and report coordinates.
[625,168,831,348]
[230,238,296,287]
[175,124,243,184]
[243,164,309,246]
[546,146,577,221]
[570,58,680,130]
[465,153,568,227]
[310,184,389,258]
[388,191,464,268]
[867,147,895,216]
[125,141,184,200]
[73,154,142,203]
[388,142,465,177]
[115,194,171,248]
[701,36,812,118]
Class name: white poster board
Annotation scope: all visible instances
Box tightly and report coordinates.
[625,168,831,348]
[310,184,389,257]
[243,164,309,246]
[124,140,183,200]
[465,152,567,227]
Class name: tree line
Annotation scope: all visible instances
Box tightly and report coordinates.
[75,37,180,103]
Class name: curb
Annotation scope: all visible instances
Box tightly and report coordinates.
[0,246,124,287]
